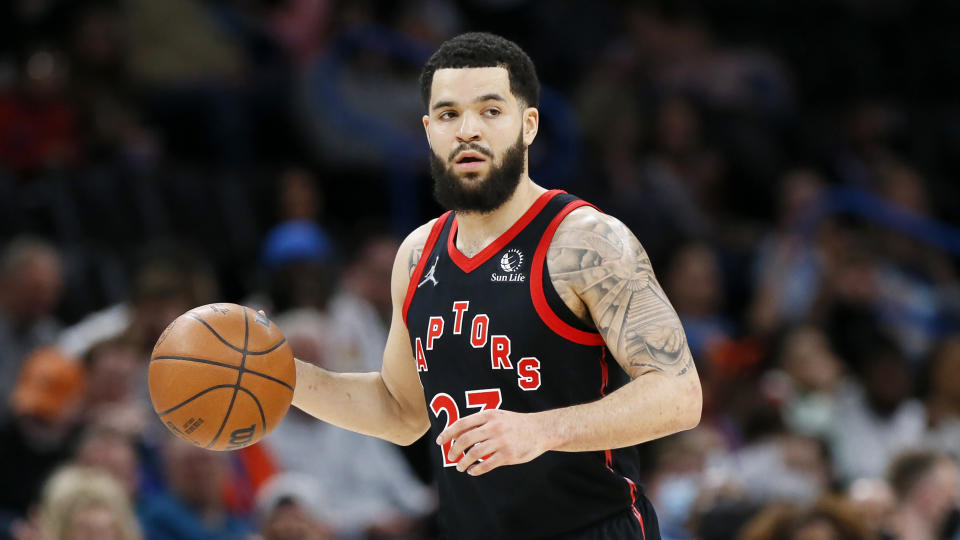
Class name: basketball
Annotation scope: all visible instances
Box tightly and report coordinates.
[148,303,296,451]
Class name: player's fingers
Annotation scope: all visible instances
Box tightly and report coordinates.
[448,427,488,461]
[454,439,492,472]
[437,411,488,446]
[466,451,504,476]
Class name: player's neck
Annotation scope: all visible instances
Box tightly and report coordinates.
[454,177,546,257]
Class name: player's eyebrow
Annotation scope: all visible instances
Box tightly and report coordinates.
[432,100,456,111]
[475,93,506,104]
[431,94,508,111]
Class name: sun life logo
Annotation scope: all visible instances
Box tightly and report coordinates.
[500,249,524,273]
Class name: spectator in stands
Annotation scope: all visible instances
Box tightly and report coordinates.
[872,163,955,361]
[584,92,717,263]
[886,450,960,540]
[773,325,845,439]
[0,48,79,173]
[80,338,150,438]
[74,426,141,503]
[816,230,884,368]
[0,348,84,536]
[58,247,213,360]
[738,496,870,540]
[0,238,64,421]
[573,71,697,265]
[19,466,142,540]
[647,95,723,223]
[664,242,733,364]
[924,336,960,459]
[846,477,896,539]
[255,473,334,540]
[139,437,252,540]
[749,170,826,336]
[325,233,398,372]
[830,334,926,483]
[713,431,834,506]
[256,167,337,316]
[646,426,729,540]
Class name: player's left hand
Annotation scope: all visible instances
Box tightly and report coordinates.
[438,409,549,476]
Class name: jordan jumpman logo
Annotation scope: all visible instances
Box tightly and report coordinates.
[418,255,439,288]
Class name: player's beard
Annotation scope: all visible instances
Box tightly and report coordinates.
[429,132,526,214]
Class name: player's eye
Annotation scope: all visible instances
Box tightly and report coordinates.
[483,108,501,117]
[439,110,458,120]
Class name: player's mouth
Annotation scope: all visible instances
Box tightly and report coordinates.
[453,152,488,171]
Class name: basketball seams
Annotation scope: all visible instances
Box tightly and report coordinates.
[205,307,250,449]
[150,355,295,392]
[246,337,287,355]
[236,387,267,432]
[157,384,236,416]
[186,311,286,354]
[187,313,244,352]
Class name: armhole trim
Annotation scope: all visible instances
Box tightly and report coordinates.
[402,212,450,326]
[530,201,606,346]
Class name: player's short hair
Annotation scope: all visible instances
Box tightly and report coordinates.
[420,32,540,109]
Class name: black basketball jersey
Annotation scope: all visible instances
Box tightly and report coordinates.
[403,190,653,540]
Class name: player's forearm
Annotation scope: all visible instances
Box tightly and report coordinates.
[291,359,428,445]
[536,372,702,452]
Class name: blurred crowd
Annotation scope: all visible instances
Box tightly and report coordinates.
[2,0,960,539]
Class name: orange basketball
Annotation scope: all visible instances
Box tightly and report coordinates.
[148,303,295,451]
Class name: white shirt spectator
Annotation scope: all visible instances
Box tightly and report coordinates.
[830,382,926,482]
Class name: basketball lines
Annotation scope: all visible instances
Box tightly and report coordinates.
[154,385,267,434]
[155,308,287,449]
[150,355,293,391]
[206,308,250,449]
[186,313,289,355]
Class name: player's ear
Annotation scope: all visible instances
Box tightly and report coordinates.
[522,107,538,146]
[422,115,431,143]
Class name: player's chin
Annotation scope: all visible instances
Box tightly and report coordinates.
[453,171,488,186]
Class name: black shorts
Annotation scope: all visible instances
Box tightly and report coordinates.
[437,499,661,540]
[555,498,661,540]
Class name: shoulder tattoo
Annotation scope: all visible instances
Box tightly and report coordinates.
[547,214,695,378]
[408,244,425,279]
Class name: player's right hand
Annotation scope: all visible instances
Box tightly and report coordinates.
[439,409,550,476]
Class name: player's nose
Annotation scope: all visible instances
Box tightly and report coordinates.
[455,111,482,142]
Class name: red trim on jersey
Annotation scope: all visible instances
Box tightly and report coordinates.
[530,200,605,345]
[600,348,613,466]
[600,348,610,394]
[599,349,645,537]
[446,190,563,273]
[626,478,646,538]
[402,213,451,326]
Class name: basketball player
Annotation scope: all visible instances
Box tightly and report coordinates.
[292,32,702,539]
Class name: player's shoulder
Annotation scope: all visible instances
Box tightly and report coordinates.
[553,203,632,243]
[394,216,444,280]
[391,217,443,301]
[397,217,442,263]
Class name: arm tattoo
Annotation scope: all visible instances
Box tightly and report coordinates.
[547,215,695,378]
[408,245,425,278]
